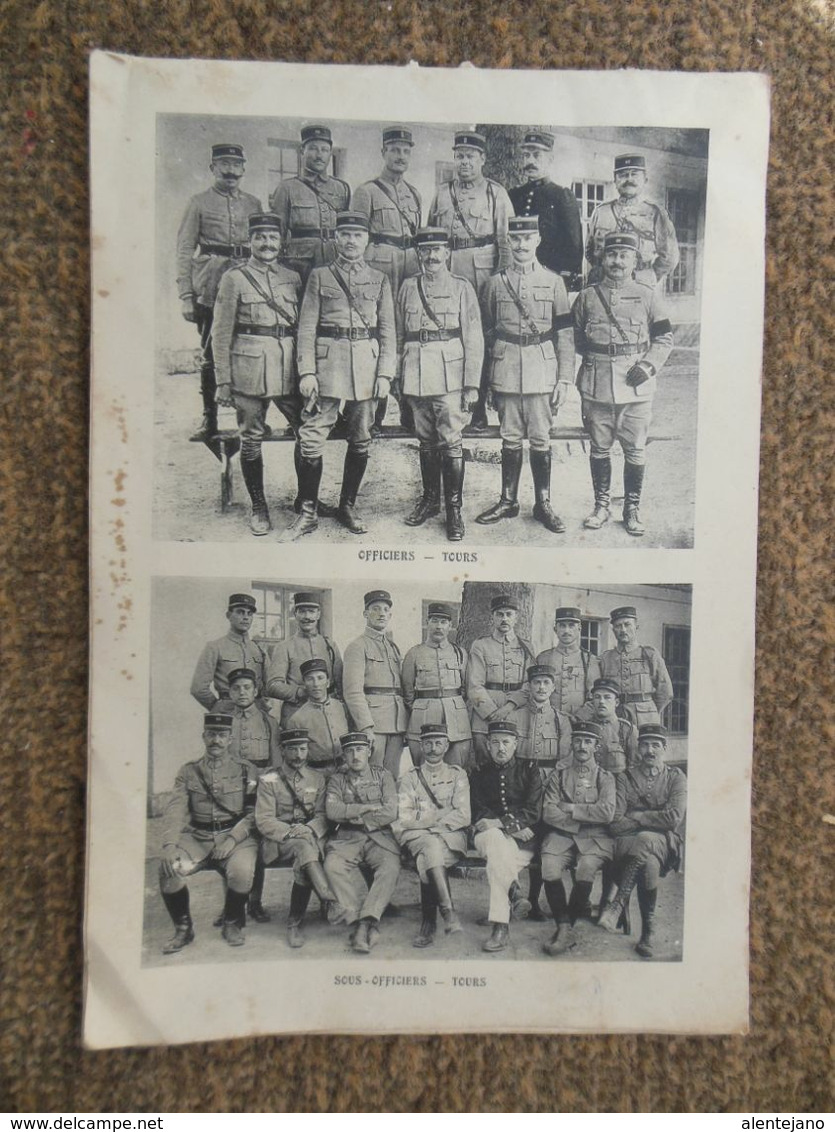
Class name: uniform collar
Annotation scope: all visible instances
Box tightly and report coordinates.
[556,642,579,655]
[490,629,519,645]
[225,629,249,643]
[524,176,550,187]
[455,174,485,190]
[639,763,663,779]
[365,625,389,640]
[295,627,321,639]
[489,756,517,772]
[211,184,241,199]
[334,255,365,274]
[379,169,404,186]
[509,260,537,275]
[302,171,329,187]
[234,704,259,718]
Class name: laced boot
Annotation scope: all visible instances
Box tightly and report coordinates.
[303,861,348,924]
[623,461,646,537]
[336,449,369,535]
[352,918,373,953]
[161,888,194,954]
[509,880,531,921]
[542,879,573,955]
[293,442,336,517]
[404,449,442,526]
[221,889,248,947]
[247,857,271,922]
[530,448,565,533]
[287,883,313,949]
[476,447,522,524]
[428,866,462,933]
[240,449,271,536]
[280,455,323,541]
[635,883,658,958]
[584,455,612,529]
[413,883,438,948]
[598,857,642,933]
[482,922,510,951]
[527,865,548,922]
[442,453,466,542]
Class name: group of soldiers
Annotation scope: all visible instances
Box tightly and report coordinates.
[159,588,686,958]
[177,125,680,541]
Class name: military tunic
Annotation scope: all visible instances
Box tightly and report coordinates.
[598,644,674,728]
[467,631,536,757]
[269,173,351,282]
[265,630,343,725]
[586,197,680,287]
[540,761,617,881]
[401,639,472,766]
[428,176,513,295]
[571,710,639,775]
[190,631,268,710]
[352,175,422,296]
[212,699,282,771]
[536,645,601,717]
[509,178,584,280]
[255,763,329,878]
[288,698,350,772]
[504,693,572,773]
[343,627,408,778]
[610,762,687,874]
[176,186,264,309]
[394,762,471,879]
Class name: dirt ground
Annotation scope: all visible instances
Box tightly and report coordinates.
[153,352,699,548]
[141,816,685,968]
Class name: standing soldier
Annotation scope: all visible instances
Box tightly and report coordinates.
[476,216,575,534]
[506,664,573,777]
[467,593,536,768]
[536,606,601,718]
[176,143,263,441]
[288,659,351,775]
[578,677,639,776]
[509,130,584,289]
[190,593,268,711]
[212,212,303,536]
[395,228,484,542]
[265,592,342,726]
[269,124,350,284]
[599,606,674,730]
[283,211,396,540]
[342,590,409,781]
[353,125,422,435]
[401,602,472,769]
[586,154,679,288]
[573,231,674,536]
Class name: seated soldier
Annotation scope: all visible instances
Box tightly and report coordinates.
[288,658,350,775]
[469,720,543,953]
[598,723,687,959]
[158,713,259,952]
[576,677,638,775]
[540,720,617,955]
[255,727,348,948]
[324,733,401,954]
[394,723,470,948]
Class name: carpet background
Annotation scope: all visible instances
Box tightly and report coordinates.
[1,0,833,1113]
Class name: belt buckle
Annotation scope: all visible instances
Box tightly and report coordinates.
[520,333,532,348]
[322,227,334,240]
[607,342,617,357]
[348,326,361,341]
[232,244,247,258]
[418,328,429,344]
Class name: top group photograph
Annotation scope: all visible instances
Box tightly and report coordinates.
[154,115,706,550]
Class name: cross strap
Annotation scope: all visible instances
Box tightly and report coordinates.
[499,271,542,338]
[192,762,248,820]
[415,766,442,809]
[274,765,316,820]
[328,265,375,332]
[239,267,297,327]
[416,275,444,329]
[593,284,632,344]
[372,178,419,236]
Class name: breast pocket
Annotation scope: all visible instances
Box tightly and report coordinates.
[318,283,345,321]
[291,203,321,229]
[372,204,400,233]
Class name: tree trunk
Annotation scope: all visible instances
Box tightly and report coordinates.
[477,124,527,191]
[458,583,535,652]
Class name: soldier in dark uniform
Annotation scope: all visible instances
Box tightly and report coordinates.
[598,606,674,730]
[599,723,687,959]
[269,124,351,284]
[255,727,348,948]
[176,143,263,441]
[509,130,583,289]
[470,720,543,952]
[572,231,674,536]
[190,593,268,711]
[265,592,343,726]
[539,719,618,955]
[158,713,259,952]
[536,606,602,717]
[288,659,351,774]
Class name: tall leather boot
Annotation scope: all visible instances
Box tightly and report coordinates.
[469,359,490,431]
[475,447,522,524]
[598,856,642,933]
[584,455,612,529]
[303,860,348,924]
[442,453,466,542]
[600,860,631,935]
[567,879,594,925]
[542,879,573,955]
[528,864,547,922]
[191,362,218,441]
[623,461,646,536]
[413,883,438,948]
[635,882,658,958]
[336,449,369,535]
[372,395,388,436]
[247,858,271,922]
[221,889,248,947]
[240,447,271,536]
[161,888,194,954]
[530,448,566,533]
[405,449,442,526]
[287,882,313,948]
[280,454,323,541]
[428,866,462,933]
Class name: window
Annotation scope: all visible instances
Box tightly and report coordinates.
[266,139,301,200]
[573,180,607,223]
[580,618,605,656]
[422,599,462,642]
[662,625,691,735]
[248,583,329,656]
[435,161,455,188]
[666,187,700,296]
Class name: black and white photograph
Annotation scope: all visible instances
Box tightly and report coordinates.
[154,115,705,549]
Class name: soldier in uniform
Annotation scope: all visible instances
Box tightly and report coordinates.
[470,720,543,952]
[539,719,617,955]
[509,130,584,289]
[506,664,573,777]
[287,659,350,775]
[255,727,348,948]
[599,723,687,959]
[158,713,259,952]
[269,124,351,284]
[352,125,422,435]
[401,602,472,769]
[265,592,342,726]
[476,216,575,534]
[342,589,408,781]
[283,211,396,540]
[599,606,674,730]
[572,231,675,536]
[577,677,639,775]
[324,732,401,954]
[395,723,470,948]
[212,212,303,535]
[395,228,484,542]
[190,593,268,711]
[586,154,680,288]
[536,606,602,717]
[467,593,536,768]
[176,143,263,441]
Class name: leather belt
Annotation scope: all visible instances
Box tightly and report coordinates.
[191,817,238,833]
[414,688,463,699]
[370,233,413,250]
[336,822,367,833]
[363,685,400,695]
[291,226,336,240]
[235,323,295,338]
[404,328,462,344]
[586,340,649,357]
[199,242,250,257]
[496,330,549,347]
[519,756,558,768]
[309,758,338,769]
[317,325,378,341]
[449,235,494,251]
[485,680,524,692]
[624,692,652,703]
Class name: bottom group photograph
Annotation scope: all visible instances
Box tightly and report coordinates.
[144,576,692,968]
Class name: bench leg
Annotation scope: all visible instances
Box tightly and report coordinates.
[220,440,235,513]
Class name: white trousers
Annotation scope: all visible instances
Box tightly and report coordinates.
[474,827,534,924]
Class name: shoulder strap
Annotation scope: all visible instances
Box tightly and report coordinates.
[593,284,631,344]
[239,267,297,327]
[500,271,541,337]
[448,180,477,239]
[416,275,443,329]
[415,766,442,809]
[328,265,373,332]
[641,646,654,671]
[191,763,245,819]
[372,178,419,236]
[275,764,315,818]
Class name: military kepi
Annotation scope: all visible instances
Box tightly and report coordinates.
[603,232,640,253]
[488,720,519,736]
[212,143,245,161]
[527,664,556,682]
[522,130,555,151]
[508,216,540,234]
[248,212,282,234]
[364,589,393,607]
[383,125,413,146]
[614,154,646,173]
[281,728,310,745]
[341,732,372,748]
[228,593,256,611]
[301,124,333,145]
[454,130,486,151]
[420,723,449,739]
[638,723,668,743]
[610,605,638,622]
[228,667,258,686]
[571,719,602,739]
[554,606,582,623]
[413,227,449,248]
[490,593,519,612]
[293,591,321,607]
[204,712,233,730]
[300,658,328,678]
[427,602,453,619]
[591,677,622,696]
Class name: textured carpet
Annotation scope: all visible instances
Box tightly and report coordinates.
[2,0,834,1113]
